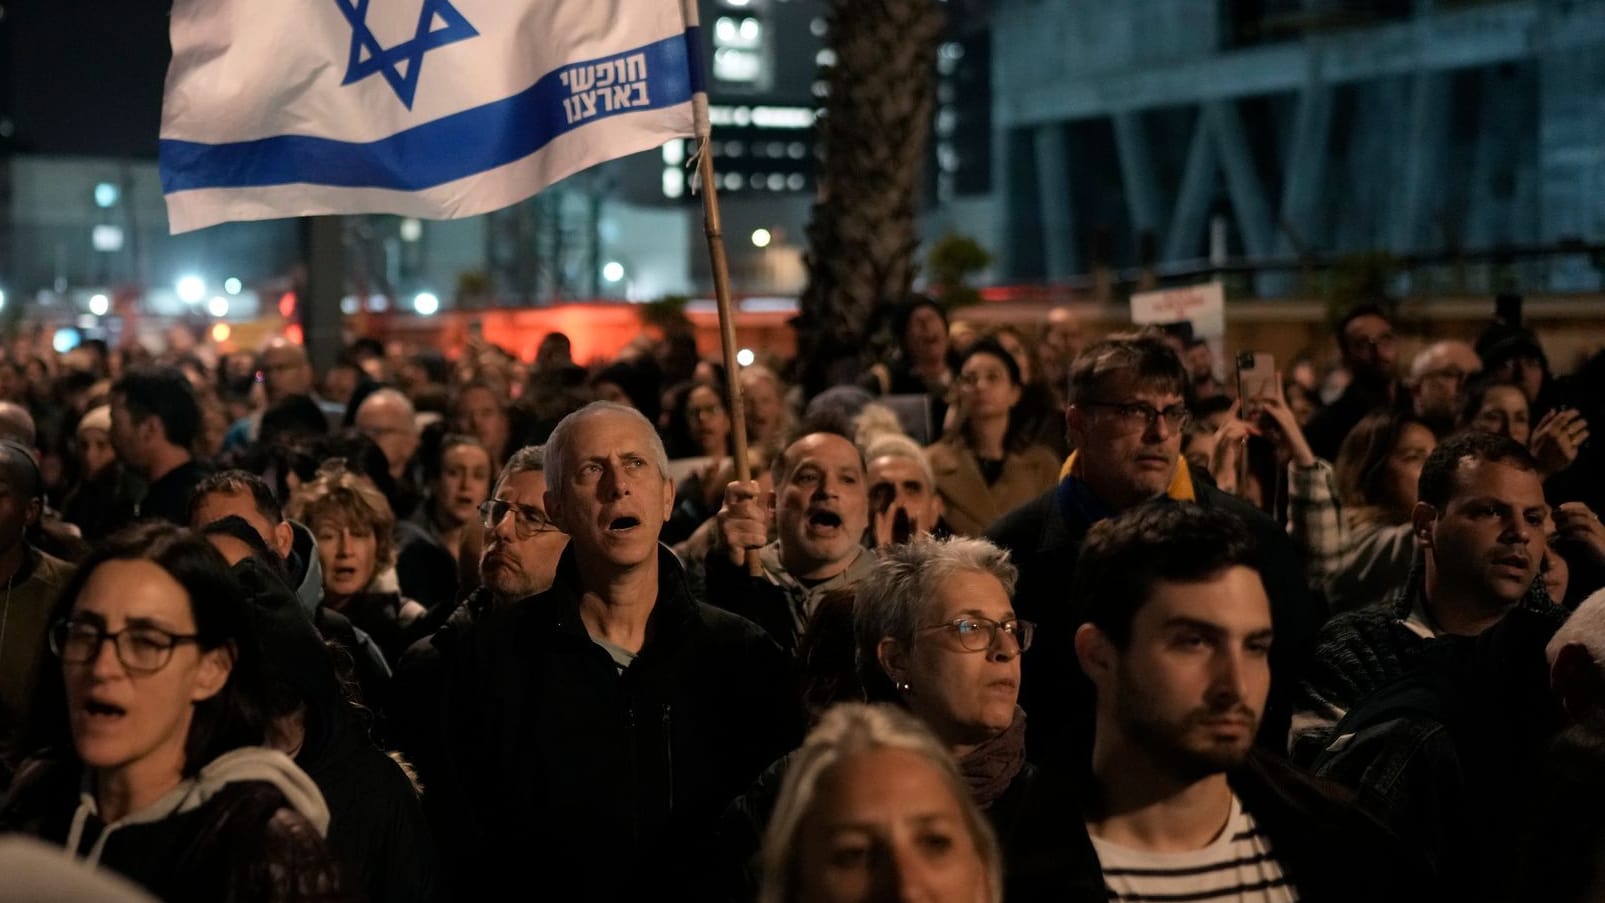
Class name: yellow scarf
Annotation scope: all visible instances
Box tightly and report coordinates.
[1059,451,1196,502]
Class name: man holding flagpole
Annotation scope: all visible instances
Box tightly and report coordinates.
[161,0,766,533]
[158,2,785,898]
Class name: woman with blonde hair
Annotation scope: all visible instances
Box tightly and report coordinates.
[758,703,1003,903]
[287,460,425,662]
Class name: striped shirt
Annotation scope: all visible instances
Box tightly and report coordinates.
[1090,794,1297,902]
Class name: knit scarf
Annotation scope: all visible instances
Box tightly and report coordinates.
[959,706,1027,808]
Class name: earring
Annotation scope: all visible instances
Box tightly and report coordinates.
[897,681,910,694]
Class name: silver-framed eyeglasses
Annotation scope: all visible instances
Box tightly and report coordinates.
[50,619,200,674]
[479,499,559,538]
[1082,401,1191,432]
[920,617,1036,653]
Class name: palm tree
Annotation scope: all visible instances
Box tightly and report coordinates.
[795,0,946,397]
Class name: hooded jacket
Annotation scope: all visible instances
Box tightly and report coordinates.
[286,520,325,620]
[288,519,394,711]
[432,545,803,902]
[0,747,351,902]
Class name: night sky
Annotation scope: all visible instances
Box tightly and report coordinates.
[5,0,172,158]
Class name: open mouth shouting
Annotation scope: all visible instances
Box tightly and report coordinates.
[606,514,643,536]
[79,696,129,729]
[806,509,844,536]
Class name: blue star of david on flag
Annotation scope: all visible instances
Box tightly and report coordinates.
[335,0,479,109]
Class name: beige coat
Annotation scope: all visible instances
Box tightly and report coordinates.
[925,440,1062,537]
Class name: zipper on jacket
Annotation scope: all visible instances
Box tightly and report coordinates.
[627,703,642,846]
[661,703,674,812]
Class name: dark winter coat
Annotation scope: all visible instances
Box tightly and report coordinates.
[431,545,804,902]
[985,471,1319,764]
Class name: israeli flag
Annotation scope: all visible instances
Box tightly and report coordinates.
[160,0,706,234]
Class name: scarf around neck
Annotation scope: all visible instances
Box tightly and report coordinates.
[959,706,1027,808]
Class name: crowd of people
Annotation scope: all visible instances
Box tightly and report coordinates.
[0,297,1600,902]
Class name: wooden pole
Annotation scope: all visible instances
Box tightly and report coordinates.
[696,143,764,576]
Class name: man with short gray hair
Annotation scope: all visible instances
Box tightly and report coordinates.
[433,402,801,899]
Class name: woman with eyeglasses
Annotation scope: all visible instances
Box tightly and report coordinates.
[397,434,493,614]
[926,339,1061,537]
[0,523,350,901]
[720,537,1083,900]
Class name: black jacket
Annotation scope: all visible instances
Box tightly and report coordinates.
[136,458,212,526]
[1309,604,1565,895]
[985,473,1318,764]
[1291,562,1563,765]
[395,511,460,616]
[301,709,438,903]
[432,545,803,902]
[1303,377,1407,463]
[391,586,505,789]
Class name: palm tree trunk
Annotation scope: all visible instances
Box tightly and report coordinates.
[796,0,946,397]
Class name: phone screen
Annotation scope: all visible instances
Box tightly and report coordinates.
[1236,352,1276,414]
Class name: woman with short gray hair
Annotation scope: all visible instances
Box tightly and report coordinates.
[852,535,1086,898]
[723,537,1084,900]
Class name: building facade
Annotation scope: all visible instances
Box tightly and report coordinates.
[984,0,1605,293]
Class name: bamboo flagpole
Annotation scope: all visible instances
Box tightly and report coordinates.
[683,0,763,575]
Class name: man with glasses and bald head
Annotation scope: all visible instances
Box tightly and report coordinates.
[986,331,1316,764]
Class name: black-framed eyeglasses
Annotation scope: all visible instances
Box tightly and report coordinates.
[49,619,200,674]
[479,499,559,538]
[1081,401,1191,432]
[919,617,1035,653]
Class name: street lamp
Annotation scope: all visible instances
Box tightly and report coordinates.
[176,275,205,304]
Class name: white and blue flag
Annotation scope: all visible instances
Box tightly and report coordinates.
[160,0,706,233]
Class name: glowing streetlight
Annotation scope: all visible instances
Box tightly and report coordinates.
[223,277,243,295]
[736,348,756,367]
[413,292,440,316]
[602,261,625,283]
[750,228,772,248]
[88,294,110,317]
[207,296,230,318]
[176,275,206,304]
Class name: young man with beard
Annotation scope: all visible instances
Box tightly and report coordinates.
[433,403,800,901]
[1069,504,1421,902]
[709,422,876,651]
